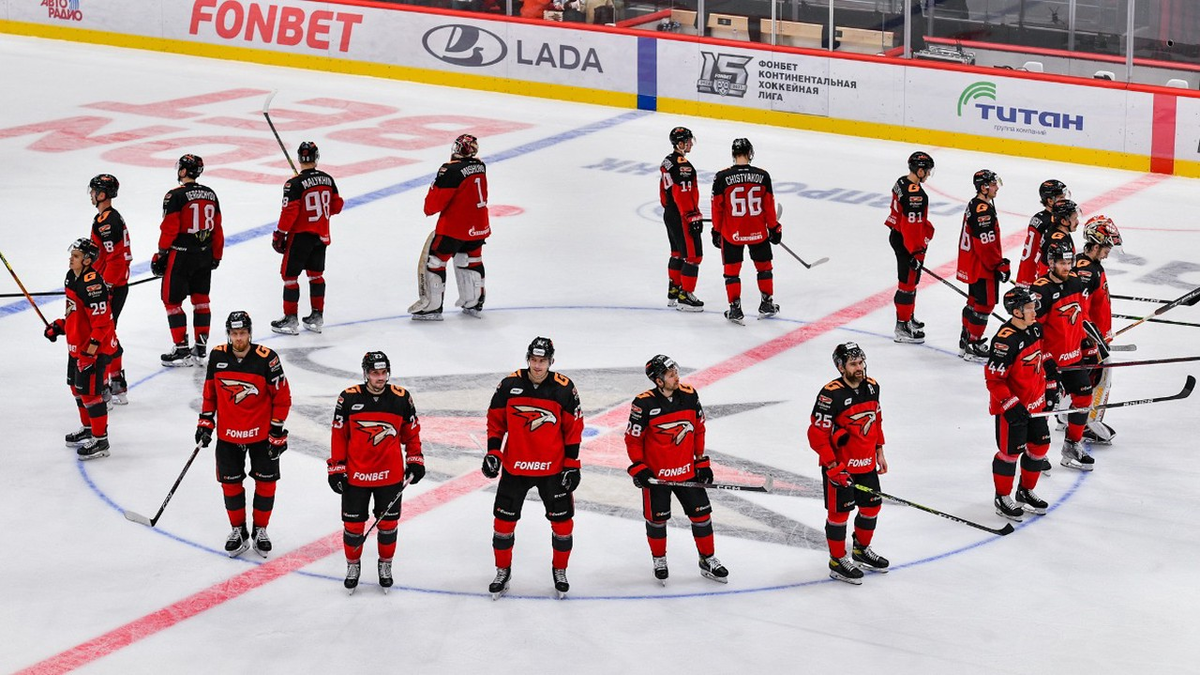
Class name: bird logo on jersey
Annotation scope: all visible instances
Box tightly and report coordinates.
[1021,350,1043,372]
[654,420,695,446]
[218,379,261,404]
[514,405,557,431]
[355,420,398,446]
[846,410,878,436]
[1056,302,1083,325]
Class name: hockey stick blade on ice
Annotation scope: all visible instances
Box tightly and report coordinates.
[1114,286,1200,337]
[124,443,203,528]
[262,90,298,175]
[648,475,773,493]
[1030,375,1195,416]
[779,242,829,269]
[853,484,1014,536]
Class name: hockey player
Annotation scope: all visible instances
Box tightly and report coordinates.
[955,170,1009,362]
[43,238,119,460]
[410,134,489,321]
[1029,242,1096,471]
[626,355,728,585]
[1074,215,1123,444]
[710,138,782,324]
[1015,179,1069,287]
[807,342,889,584]
[271,141,343,335]
[659,126,705,311]
[985,287,1053,521]
[1038,198,1081,277]
[482,337,583,598]
[195,311,292,557]
[152,154,223,367]
[328,351,425,593]
[885,151,935,344]
[87,173,131,404]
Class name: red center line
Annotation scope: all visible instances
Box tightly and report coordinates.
[22,175,1164,674]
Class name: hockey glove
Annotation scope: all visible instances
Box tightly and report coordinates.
[267,423,288,459]
[996,258,1012,284]
[769,227,782,245]
[1044,381,1061,411]
[831,427,851,448]
[405,457,426,485]
[560,467,581,493]
[327,460,347,494]
[629,462,654,489]
[824,462,852,488]
[1002,401,1030,426]
[711,229,722,248]
[694,456,714,484]
[271,230,287,254]
[908,252,925,271]
[73,357,97,391]
[150,251,168,277]
[195,414,215,447]
[210,258,221,271]
[1043,358,1059,382]
[685,210,704,235]
[481,453,502,479]
[43,318,65,342]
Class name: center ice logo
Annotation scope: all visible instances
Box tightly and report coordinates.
[957,81,1085,132]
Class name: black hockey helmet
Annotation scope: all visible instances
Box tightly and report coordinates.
[225,310,252,337]
[452,134,478,158]
[68,237,100,263]
[362,350,391,378]
[832,342,866,370]
[297,141,320,163]
[1051,199,1080,223]
[669,126,694,147]
[88,173,119,200]
[907,151,934,173]
[1083,215,1122,248]
[1045,240,1075,265]
[1038,179,1069,205]
[973,169,1001,191]
[177,154,204,179]
[645,354,678,384]
[1003,287,1039,314]
[731,137,754,161]
[526,336,555,362]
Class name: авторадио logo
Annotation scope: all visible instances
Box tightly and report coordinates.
[957,80,1084,131]
[423,25,507,68]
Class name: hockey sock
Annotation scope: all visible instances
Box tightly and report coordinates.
[963,306,990,341]
[282,277,300,315]
[894,288,916,323]
[723,265,741,303]
[825,516,849,559]
[551,519,573,569]
[492,518,516,568]
[377,519,399,560]
[75,395,89,426]
[82,395,107,437]
[343,521,366,562]
[992,452,1018,496]
[668,256,683,287]
[221,482,247,528]
[166,304,188,345]
[690,515,715,557]
[192,293,211,346]
[1066,395,1090,442]
[754,261,773,297]
[252,480,276,528]
[108,351,123,382]
[1019,448,1047,490]
[645,519,667,557]
[308,272,325,312]
[853,505,880,546]
[681,259,700,293]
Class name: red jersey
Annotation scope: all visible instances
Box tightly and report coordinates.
[201,343,291,444]
[331,384,422,488]
[1037,228,1075,279]
[625,384,706,482]
[486,369,583,477]
[1015,209,1052,287]
[1074,253,1112,340]
[1030,272,1090,366]
[710,164,777,245]
[659,152,701,218]
[424,157,490,241]
[90,206,131,287]
[956,196,1002,283]
[277,168,343,245]
[807,377,886,474]
[884,175,934,255]
[985,321,1049,415]
[159,182,224,258]
[63,266,117,358]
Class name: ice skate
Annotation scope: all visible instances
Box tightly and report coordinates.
[252,526,271,558]
[76,435,110,461]
[757,293,779,319]
[190,341,207,366]
[851,535,890,573]
[378,559,393,593]
[1060,439,1095,471]
[959,335,989,362]
[893,320,925,344]
[553,568,569,599]
[462,289,486,318]
[65,426,93,448]
[489,567,511,600]
[270,314,299,335]
[910,316,926,330]
[109,372,128,406]
[161,343,193,367]
[411,306,444,322]
[1083,421,1115,445]
[652,556,669,585]
[699,554,728,583]
[667,282,681,308]
[301,310,323,333]
[1015,487,1048,515]
[676,290,704,313]
[724,299,745,325]
[345,560,361,595]
[828,555,864,585]
[994,494,1025,522]
[224,526,251,558]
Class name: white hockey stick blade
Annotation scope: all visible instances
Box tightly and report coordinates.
[1108,344,1136,352]
[262,90,278,114]
[123,510,154,526]
[806,256,830,268]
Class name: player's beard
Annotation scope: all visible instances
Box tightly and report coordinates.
[844,371,865,388]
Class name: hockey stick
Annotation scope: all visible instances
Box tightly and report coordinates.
[1112,313,1200,329]
[0,275,157,299]
[1114,286,1200,337]
[853,484,1013,536]
[0,248,51,327]
[779,242,829,269]
[1059,356,1200,371]
[912,262,1005,322]
[1113,292,1200,306]
[1107,344,1137,352]
[351,476,414,554]
[262,90,298,175]
[648,475,774,493]
[124,443,203,527]
[1029,375,1195,416]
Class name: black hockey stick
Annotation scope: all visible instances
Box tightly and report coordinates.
[351,475,415,554]
[779,242,829,269]
[262,91,298,175]
[648,475,773,493]
[1112,293,1176,304]
[0,275,157,299]
[912,262,1005,322]
[1030,375,1195,416]
[1112,313,1200,329]
[124,443,203,527]
[1060,356,1200,372]
[0,248,51,327]
[1114,286,1200,337]
[853,484,1013,536]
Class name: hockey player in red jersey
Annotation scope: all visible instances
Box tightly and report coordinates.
[410,134,490,320]
[885,151,935,344]
[955,170,1009,362]
[1015,179,1069,287]
[710,138,782,324]
[271,141,343,335]
[328,351,424,593]
[87,173,131,405]
[1075,215,1123,444]
[1029,242,1096,471]
[985,287,1053,521]
[195,311,291,557]
[660,126,706,311]
[1037,199,1081,278]
[626,355,729,585]
[483,337,583,598]
[807,342,889,584]
[43,238,119,460]
[152,154,223,367]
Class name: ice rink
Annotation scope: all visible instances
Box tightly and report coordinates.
[3,32,1200,674]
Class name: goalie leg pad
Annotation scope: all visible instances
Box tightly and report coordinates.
[408,255,447,314]
[456,256,485,310]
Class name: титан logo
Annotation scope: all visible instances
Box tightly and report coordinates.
[957,80,1084,131]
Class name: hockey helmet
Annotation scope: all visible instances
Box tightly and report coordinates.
[177,154,204,179]
[225,310,252,337]
[1003,287,1039,315]
[452,134,478,158]
[1038,179,1069,205]
[297,141,320,164]
[526,336,555,362]
[1050,199,1080,223]
[907,151,934,174]
[88,173,119,200]
[973,169,1001,191]
[832,342,866,370]
[1045,240,1075,265]
[68,237,100,263]
[362,350,391,378]
[731,137,754,161]
[1083,215,1122,248]
[669,126,694,147]
[645,354,678,384]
